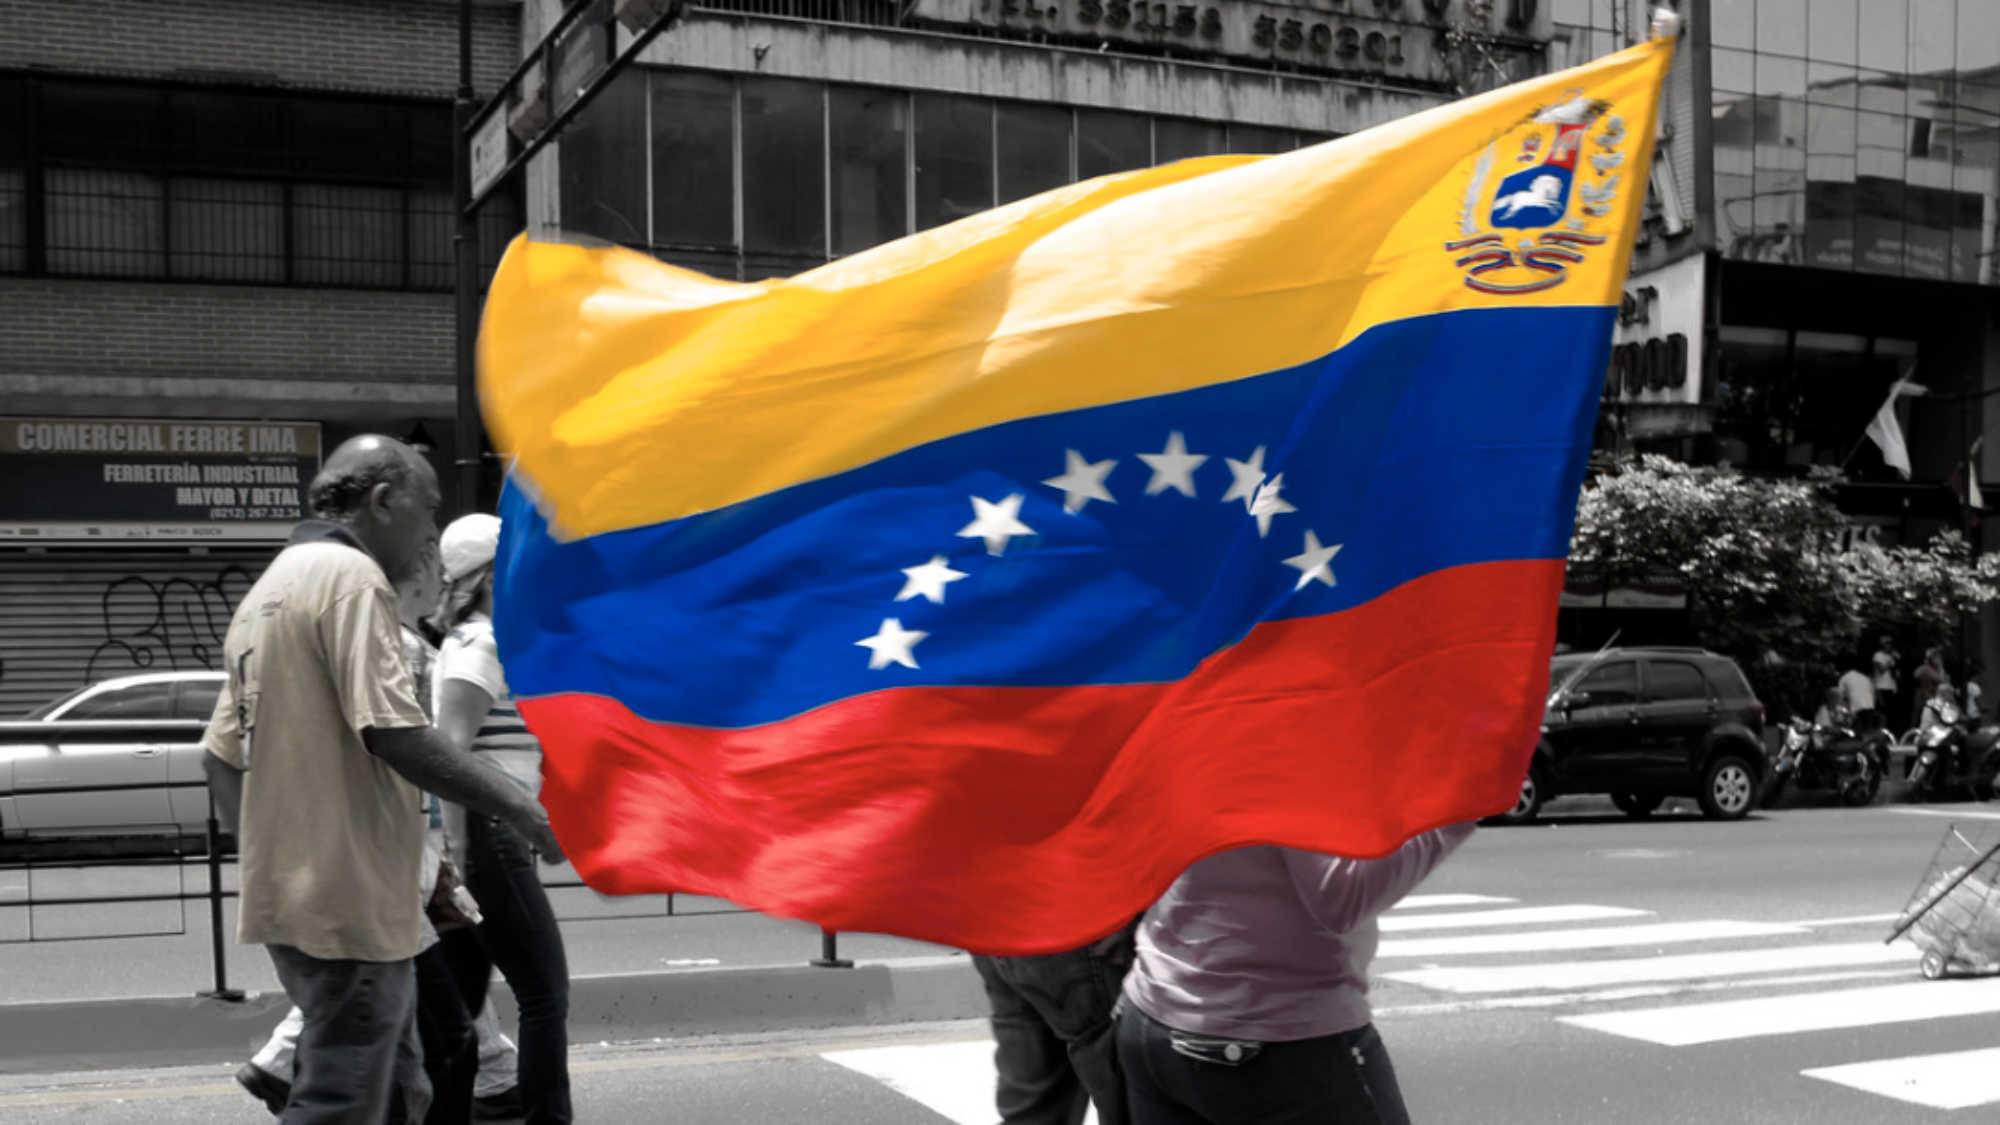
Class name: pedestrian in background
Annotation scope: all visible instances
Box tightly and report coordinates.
[204,436,561,1125]
[1966,662,1985,722]
[1912,647,1950,732]
[1836,663,1877,729]
[1117,824,1476,1125]
[433,513,575,1125]
[973,918,1140,1125]
[1873,636,1901,731]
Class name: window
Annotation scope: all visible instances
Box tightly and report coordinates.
[915,94,993,231]
[559,73,650,246]
[1228,124,1295,154]
[740,77,824,258]
[1645,662,1709,704]
[176,680,223,722]
[830,85,908,255]
[996,103,1071,205]
[651,71,737,250]
[1575,662,1640,708]
[1078,110,1151,180]
[0,78,512,290]
[62,682,176,721]
[1155,118,1224,164]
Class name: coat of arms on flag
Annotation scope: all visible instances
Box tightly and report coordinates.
[476,35,1677,954]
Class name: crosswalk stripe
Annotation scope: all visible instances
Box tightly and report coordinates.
[1563,978,2000,1045]
[1393,894,1519,910]
[1802,1047,2000,1109]
[823,1040,1098,1125]
[1377,919,1804,959]
[1379,904,1649,933]
[1380,942,1914,993]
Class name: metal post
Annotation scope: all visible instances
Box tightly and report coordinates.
[198,806,244,1002]
[454,0,485,518]
[811,927,853,969]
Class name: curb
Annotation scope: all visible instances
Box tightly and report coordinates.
[0,956,985,1076]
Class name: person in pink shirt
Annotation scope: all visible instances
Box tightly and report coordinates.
[1117,823,1476,1124]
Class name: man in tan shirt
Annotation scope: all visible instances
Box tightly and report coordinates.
[206,435,559,1124]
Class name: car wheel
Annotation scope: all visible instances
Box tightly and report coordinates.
[1698,755,1757,820]
[1922,949,1948,980]
[1611,792,1664,818]
[1486,763,1548,826]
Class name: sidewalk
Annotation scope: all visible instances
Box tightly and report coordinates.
[0,954,986,1076]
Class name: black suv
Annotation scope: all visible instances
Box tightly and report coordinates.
[1494,647,1768,824]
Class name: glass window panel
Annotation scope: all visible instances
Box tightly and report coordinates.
[1789,332,1877,468]
[65,682,175,720]
[169,178,284,282]
[0,168,21,272]
[829,85,908,256]
[1808,62,1859,105]
[1575,662,1639,707]
[1856,110,1906,151]
[1758,0,1807,57]
[1807,104,1857,155]
[1754,98,1807,164]
[1809,0,1858,64]
[1805,171,1856,269]
[1645,662,1708,703]
[558,73,649,246]
[1907,0,1954,75]
[1077,109,1151,180]
[292,100,408,181]
[293,183,402,287]
[1717,171,1756,255]
[1551,0,1587,24]
[1961,1,2000,76]
[996,103,1071,205]
[1228,124,1294,154]
[1713,93,1756,150]
[169,90,288,175]
[408,106,454,186]
[408,187,453,290]
[1153,117,1223,163]
[45,169,165,276]
[1758,54,1808,98]
[651,71,736,249]
[1903,180,1952,279]
[1856,0,1907,72]
[1854,174,1905,273]
[1752,167,1806,263]
[1714,48,1756,94]
[1711,0,1754,49]
[740,77,825,257]
[1712,326,1795,469]
[44,83,166,167]
[1297,131,1340,148]
[658,248,738,281]
[0,78,24,164]
[914,93,993,230]
[1855,73,1908,114]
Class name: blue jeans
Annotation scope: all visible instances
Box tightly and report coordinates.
[1116,1006,1411,1125]
[972,921,1137,1125]
[266,944,417,1125]
[443,815,572,1125]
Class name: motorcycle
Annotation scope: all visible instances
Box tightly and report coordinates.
[1765,712,1888,808]
[1904,700,2000,802]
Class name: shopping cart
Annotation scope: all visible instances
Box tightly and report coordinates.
[1887,824,2000,980]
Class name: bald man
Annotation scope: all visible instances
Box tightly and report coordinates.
[204,436,559,1125]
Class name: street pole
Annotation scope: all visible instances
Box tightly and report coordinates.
[453,0,483,518]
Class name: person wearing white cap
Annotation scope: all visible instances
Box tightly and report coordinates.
[431,513,574,1125]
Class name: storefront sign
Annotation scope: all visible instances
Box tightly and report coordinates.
[0,418,322,542]
[916,0,1548,80]
[1561,567,1687,610]
[1607,253,1702,407]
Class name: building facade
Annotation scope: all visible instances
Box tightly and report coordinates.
[0,0,522,714]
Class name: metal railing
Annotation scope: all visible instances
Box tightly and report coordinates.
[0,781,861,1003]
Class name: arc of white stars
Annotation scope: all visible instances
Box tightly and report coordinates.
[957,493,1036,555]
[896,555,967,604]
[857,617,927,669]
[1138,431,1208,497]
[1042,449,1118,514]
[1220,446,1268,512]
[1248,473,1297,538]
[1283,530,1343,591]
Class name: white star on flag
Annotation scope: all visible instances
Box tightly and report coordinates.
[1042,449,1118,513]
[1138,431,1208,497]
[1283,530,1343,591]
[1248,473,1296,538]
[1221,446,1268,511]
[958,493,1036,555]
[857,617,928,669]
[896,555,967,604]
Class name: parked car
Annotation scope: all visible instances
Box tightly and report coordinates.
[0,672,225,839]
[1491,647,1768,824]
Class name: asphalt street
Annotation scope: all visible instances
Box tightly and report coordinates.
[5,796,2000,1123]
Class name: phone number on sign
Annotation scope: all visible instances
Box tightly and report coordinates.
[988,0,1412,62]
[206,507,302,521]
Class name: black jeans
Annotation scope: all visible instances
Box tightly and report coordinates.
[412,943,477,1125]
[972,922,1137,1125]
[1116,1006,1411,1125]
[442,815,572,1125]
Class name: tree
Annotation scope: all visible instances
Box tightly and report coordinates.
[1568,456,2000,716]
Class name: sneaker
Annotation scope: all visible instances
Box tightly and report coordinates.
[235,1062,290,1116]
[473,1087,526,1121]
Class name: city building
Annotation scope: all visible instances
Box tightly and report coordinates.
[0,0,522,714]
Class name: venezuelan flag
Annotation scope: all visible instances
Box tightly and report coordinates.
[481,38,1674,954]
